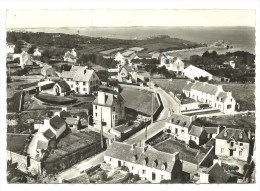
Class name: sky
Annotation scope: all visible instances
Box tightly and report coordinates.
[6,9,255,28]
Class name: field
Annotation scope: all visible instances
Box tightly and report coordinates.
[223,84,255,111]
[120,87,159,116]
[152,78,189,94]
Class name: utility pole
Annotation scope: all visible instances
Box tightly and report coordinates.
[100,109,104,149]
[151,92,154,124]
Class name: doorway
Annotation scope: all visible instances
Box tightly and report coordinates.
[118,160,121,167]
[152,172,156,181]
[230,150,233,156]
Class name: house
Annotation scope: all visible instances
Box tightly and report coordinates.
[164,114,195,144]
[60,68,100,95]
[215,128,250,162]
[53,80,72,96]
[6,43,15,54]
[151,52,161,60]
[205,126,222,139]
[188,125,209,146]
[183,65,213,80]
[114,52,126,65]
[64,49,77,63]
[118,65,135,83]
[114,51,139,66]
[13,51,32,68]
[38,80,55,93]
[93,89,125,131]
[183,81,236,113]
[104,141,182,183]
[224,60,236,69]
[160,54,185,75]
[33,48,42,57]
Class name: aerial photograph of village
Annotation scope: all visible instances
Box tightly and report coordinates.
[4,8,257,185]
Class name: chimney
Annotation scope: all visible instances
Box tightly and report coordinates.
[44,118,50,126]
[98,91,106,104]
[227,92,232,98]
[131,143,137,150]
[247,130,251,140]
[200,172,209,183]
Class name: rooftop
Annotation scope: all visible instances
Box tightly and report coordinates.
[7,134,31,156]
[215,128,249,143]
[206,163,230,183]
[105,141,180,173]
[189,125,205,137]
[50,115,66,130]
[166,114,193,128]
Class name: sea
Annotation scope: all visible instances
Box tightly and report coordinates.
[15,26,255,54]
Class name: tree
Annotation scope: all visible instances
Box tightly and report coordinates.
[202,51,210,57]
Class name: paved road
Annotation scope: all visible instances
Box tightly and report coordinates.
[58,86,180,180]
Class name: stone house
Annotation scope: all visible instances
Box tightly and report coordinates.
[104,141,182,183]
[188,125,209,146]
[53,80,72,96]
[93,90,125,131]
[215,128,250,162]
[60,68,100,95]
[64,49,77,63]
[160,54,185,76]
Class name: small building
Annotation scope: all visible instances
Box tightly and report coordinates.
[183,81,236,113]
[65,117,80,133]
[151,52,161,60]
[188,125,209,146]
[160,54,185,76]
[13,51,32,68]
[118,65,135,83]
[53,80,72,96]
[93,90,125,131]
[215,128,250,162]
[165,114,195,144]
[183,65,213,80]
[6,43,15,54]
[64,49,77,63]
[33,48,42,57]
[104,141,182,183]
[128,47,144,52]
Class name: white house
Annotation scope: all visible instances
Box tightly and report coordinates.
[215,128,250,162]
[114,51,139,66]
[224,60,236,69]
[160,53,185,75]
[13,51,32,68]
[93,89,125,131]
[64,49,77,63]
[188,125,209,146]
[6,43,15,54]
[104,141,182,183]
[53,80,72,96]
[33,48,42,57]
[183,65,213,80]
[60,68,100,95]
[164,114,195,144]
[183,81,236,113]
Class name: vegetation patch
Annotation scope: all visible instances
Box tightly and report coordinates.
[35,93,77,105]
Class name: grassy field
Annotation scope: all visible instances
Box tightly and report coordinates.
[223,84,255,111]
[152,78,189,94]
[120,87,159,116]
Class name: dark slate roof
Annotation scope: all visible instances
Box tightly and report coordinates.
[167,114,193,128]
[50,115,66,130]
[57,80,71,92]
[105,141,180,173]
[215,128,249,143]
[93,91,125,107]
[36,140,49,150]
[217,92,229,101]
[183,82,193,91]
[191,82,219,95]
[205,127,219,134]
[61,69,98,82]
[119,65,133,73]
[43,129,56,140]
[60,110,71,118]
[206,163,230,183]
[189,125,204,137]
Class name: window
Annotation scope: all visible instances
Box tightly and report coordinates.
[95,105,97,109]
[181,129,184,133]
[217,97,219,101]
[113,107,116,112]
[227,105,231,109]
[142,169,146,174]
[231,99,233,102]
[95,113,97,117]
[83,88,86,91]
[76,81,79,85]
[240,143,243,146]
[239,151,243,156]
[221,98,223,102]
[230,142,234,147]
[132,166,134,170]
[71,85,73,88]
[221,148,224,153]
[109,158,112,162]
[83,82,86,85]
